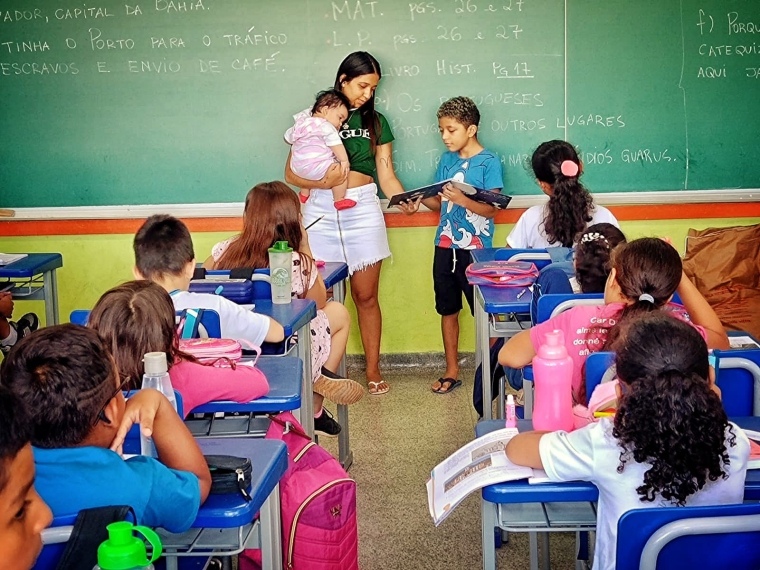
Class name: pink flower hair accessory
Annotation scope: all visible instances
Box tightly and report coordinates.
[560,160,579,177]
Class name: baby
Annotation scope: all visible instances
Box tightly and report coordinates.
[285,89,354,210]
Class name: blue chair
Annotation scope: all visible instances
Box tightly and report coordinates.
[534,293,605,324]
[70,309,222,339]
[69,310,89,326]
[715,347,760,417]
[494,248,553,269]
[585,351,616,398]
[615,502,760,570]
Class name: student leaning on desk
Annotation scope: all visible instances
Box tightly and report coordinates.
[1,325,211,534]
[505,313,749,570]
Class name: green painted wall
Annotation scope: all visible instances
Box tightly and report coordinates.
[2,217,757,355]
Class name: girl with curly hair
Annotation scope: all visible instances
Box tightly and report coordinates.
[505,313,749,570]
[507,140,620,249]
[499,238,730,403]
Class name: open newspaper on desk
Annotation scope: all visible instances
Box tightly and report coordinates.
[427,427,546,525]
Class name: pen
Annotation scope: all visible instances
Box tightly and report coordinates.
[593,411,616,418]
[305,216,325,231]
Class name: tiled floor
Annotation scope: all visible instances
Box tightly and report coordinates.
[319,366,580,570]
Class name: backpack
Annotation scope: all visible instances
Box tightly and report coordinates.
[240,412,359,570]
[465,261,539,287]
[178,337,244,367]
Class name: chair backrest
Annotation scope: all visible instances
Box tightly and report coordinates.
[714,348,760,416]
[535,293,605,324]
[36,516,75,570]
[616,502,760,570]
[494,248,553,269]
[176,309,222,339]
[69,310,89,326]
[585,351,616,397]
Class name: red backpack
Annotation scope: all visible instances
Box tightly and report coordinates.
[240,412,359,570]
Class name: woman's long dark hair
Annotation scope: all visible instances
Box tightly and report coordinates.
[214,181,313,297]
[612,313,734,506]
[88,281,199,390]
[532,140,593,247]
[575,223,627,293]
[334,51,382,151]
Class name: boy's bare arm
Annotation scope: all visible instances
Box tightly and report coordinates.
[440,184,499,218]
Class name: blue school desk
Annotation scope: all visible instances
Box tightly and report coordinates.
[0,253,62,325]
[470,249,533,421]
[38,438,287,570]
[476,418,760,570]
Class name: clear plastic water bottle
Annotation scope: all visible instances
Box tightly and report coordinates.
[268,241,293,305]
[140,352,176,458]
[93,521,162,570]
[532,330,574,432]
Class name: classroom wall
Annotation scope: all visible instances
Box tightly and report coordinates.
[2,216,758,355]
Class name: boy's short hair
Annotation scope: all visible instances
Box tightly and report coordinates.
[1,324,115,450]
[0,385,32,494]
[134,214,195,281]
[437,96,480,128]
[311,89,351,115]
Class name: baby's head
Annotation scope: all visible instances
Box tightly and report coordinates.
[0,384,52,570]
[436,96,480,153]
[311,89,351,130]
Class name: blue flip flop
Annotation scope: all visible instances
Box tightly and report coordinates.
[433,377,462,394]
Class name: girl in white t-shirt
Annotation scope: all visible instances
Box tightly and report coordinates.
[508,140,619,249]
[506,313,749,570]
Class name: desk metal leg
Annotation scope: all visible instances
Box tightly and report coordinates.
[331,278,353,470]
[481,500,498,570]
[43,269,60,326]
[476,287,493,420]
[523,379,534,420]
[296,324,315,439]
[259,482,283,570]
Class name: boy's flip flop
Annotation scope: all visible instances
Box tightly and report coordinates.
[432,378,462,394]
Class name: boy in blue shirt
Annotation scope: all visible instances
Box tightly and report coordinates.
[400,96,504,393]
[0,385,52,570]
[1,324,211,533]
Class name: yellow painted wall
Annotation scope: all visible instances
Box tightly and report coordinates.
[1,217,757,354]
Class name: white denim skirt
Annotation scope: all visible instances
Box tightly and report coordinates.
[303,183,391,274]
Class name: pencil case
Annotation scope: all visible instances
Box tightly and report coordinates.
[205,455,252,501]
[465,261,539,287]
[189,278,254,304]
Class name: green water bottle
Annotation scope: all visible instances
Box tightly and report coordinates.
[92,521,162,570]
[268,240,293,305]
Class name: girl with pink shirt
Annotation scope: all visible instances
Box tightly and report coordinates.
[499,238,729,404]
[88,280,269,416]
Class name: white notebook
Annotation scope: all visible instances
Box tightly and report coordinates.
[0,253,27,266]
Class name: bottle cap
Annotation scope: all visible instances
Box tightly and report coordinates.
[96,521,162,570]
[143,352,168,375]
[268,241,293,253]
[507,394,515,405]
[536,330,569,360]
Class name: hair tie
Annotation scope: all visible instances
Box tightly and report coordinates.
[638,293,655,304]
[560,160,579,177]
[580,232,608,245]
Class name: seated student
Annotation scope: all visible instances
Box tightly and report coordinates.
[0,384,52,570]
[0,291,38,357]
[89,281,270,413]
[507,140,619,249]
[204,182,364,434]
[506,313,749,570]
[499,238,730,405]
[1,325,211,533]
[132,214,285,348]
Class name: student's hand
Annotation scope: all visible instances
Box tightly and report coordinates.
[0,292,14,318]
[109,389,167,453]
[396,196,422,215]
[440,183,467,206]
[320,163,348,188]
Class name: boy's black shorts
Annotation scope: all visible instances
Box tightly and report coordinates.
[433,246,475,316]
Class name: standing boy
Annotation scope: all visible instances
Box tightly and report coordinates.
[400,96,504,393]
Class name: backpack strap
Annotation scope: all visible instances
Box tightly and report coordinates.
[55,506,134,570]
[177,308,204,339]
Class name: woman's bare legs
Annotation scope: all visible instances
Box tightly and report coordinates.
[349,261,388,394]
[322,301,350,374]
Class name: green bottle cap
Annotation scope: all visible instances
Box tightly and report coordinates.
[96,521,162,570]
[268,240,293,253]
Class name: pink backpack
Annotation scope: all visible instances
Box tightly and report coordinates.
[465,261,539,287]
[240,412,359,570]
[178,337,245,367]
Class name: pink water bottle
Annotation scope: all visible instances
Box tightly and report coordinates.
[532,330,574,432]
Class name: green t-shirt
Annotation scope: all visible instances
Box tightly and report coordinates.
[339,110,395,179]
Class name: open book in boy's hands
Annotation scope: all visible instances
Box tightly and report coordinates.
[388,179,512,210]
[427,428,542,526]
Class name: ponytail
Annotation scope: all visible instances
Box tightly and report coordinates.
[612,314,734,505]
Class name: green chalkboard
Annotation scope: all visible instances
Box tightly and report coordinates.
[1,0,758,207]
